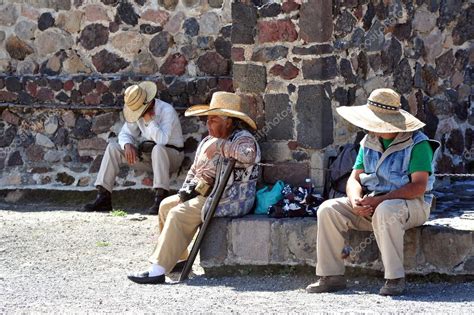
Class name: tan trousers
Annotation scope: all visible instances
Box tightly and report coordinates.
[148,194,206,273]
[95,140,183,192]
[316,197,430,279]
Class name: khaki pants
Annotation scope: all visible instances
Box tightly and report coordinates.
[316,197,430,279]
[95,140,183,192]
[148,194,206,273]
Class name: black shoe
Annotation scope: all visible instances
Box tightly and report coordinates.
[146,188,169,215]
[127,271,165,284]
[170,260,187,273]
[83,186,112,212]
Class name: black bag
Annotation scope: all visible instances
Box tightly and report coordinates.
[324,143,359,199]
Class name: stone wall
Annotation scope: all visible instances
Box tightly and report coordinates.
[0,0,473,192]
[231,0,473,191]
[0,0,233,189]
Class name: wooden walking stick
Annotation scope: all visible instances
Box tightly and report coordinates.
[179,158,236,282]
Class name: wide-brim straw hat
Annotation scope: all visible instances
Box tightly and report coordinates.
[184,91,257,130]
[336,88,425,133]
[123,81,157,123]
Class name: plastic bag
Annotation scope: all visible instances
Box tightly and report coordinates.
[254,180,285,214]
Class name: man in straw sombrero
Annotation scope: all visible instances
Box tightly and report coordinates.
[83,81,184,214]
[306,88,439,296]
[127,91,261,284]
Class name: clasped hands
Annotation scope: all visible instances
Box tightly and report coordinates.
[351,195,385,217]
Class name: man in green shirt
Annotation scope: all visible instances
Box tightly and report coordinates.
[306,88,439,296]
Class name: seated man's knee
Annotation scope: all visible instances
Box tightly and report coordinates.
[152,144,167,156]
[106,140,121,153]
[317,200,337,220]
[373,199,404,222]
[159,195,178,212]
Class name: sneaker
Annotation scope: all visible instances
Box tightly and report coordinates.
[306,275,346,293]
[83,186,112,212]
[379,278,405,296]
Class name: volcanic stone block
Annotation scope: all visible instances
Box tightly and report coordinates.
[269,62,299,80]
[302,56,338,80]
[263,162,310,186]
[299,0,333,43]
[258,20,297,43]
[38,12,54,31]
[296,85,333,149]
[231,217,271,264]
[452,6,474,45]
[259,3,281,17]
[117,1,139,26]
[92,112,119,134]
[197,52,228,76]
[80,24,109,50]
[292,44,334,55]
[160,53,188,76]
[200,219,231,267]
[340,58,356,84]
[92,50,129,73]
[421,226,472,270]
[7,151,23,167]
[183,18,199,37]
[231,23,255,44]
[56,172,75,185]
[231,2,257,44]
[214,37,231,59]
[78,138,107,156]
[347,230,380,264]
[270,218,317,265]
[394,58,413,94]
[233,64,266,94]
[363,20,385,52]
[251,46,288,62]
[232,2,257,25]
[149,32,173,57]
[25,145,44,162]
[263,94,293,140]
[5,36,33,61]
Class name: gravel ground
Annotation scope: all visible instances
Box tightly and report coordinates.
[0,209,473,314]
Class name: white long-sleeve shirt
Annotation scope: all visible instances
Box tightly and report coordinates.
[118,99,184,150]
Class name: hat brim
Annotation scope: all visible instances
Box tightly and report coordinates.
[185,105,257,130]
[336,105,425,133]
[123,82,157,123]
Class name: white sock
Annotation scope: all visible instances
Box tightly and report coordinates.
[148,263,165,277]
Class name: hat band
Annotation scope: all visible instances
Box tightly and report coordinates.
[368,99,399,111]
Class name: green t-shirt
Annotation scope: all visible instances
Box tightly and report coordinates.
[353,138,433,174]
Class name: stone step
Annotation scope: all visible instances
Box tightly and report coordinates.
[0,188,160,211]
[200,216,474,276]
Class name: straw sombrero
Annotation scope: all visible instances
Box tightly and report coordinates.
[123,81,157,123]
[336,88,425,133]
[184,92,257,130]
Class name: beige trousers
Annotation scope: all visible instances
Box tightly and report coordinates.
[148,194,206,273]
[316,197,430,279]
[95,140,183,192]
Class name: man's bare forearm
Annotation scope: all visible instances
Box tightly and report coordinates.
[379,182,426,201]
[346,170,364,206]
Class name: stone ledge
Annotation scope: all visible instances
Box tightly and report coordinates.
[200,216,474,276]
[0,188,169,211]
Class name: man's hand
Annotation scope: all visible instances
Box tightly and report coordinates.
[124,143,138,165]
[359,195,384,209]
[351,197,374,217]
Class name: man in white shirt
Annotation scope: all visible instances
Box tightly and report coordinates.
[84,81,184,214]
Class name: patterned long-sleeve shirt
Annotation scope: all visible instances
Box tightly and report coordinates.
[184,130,257,187]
